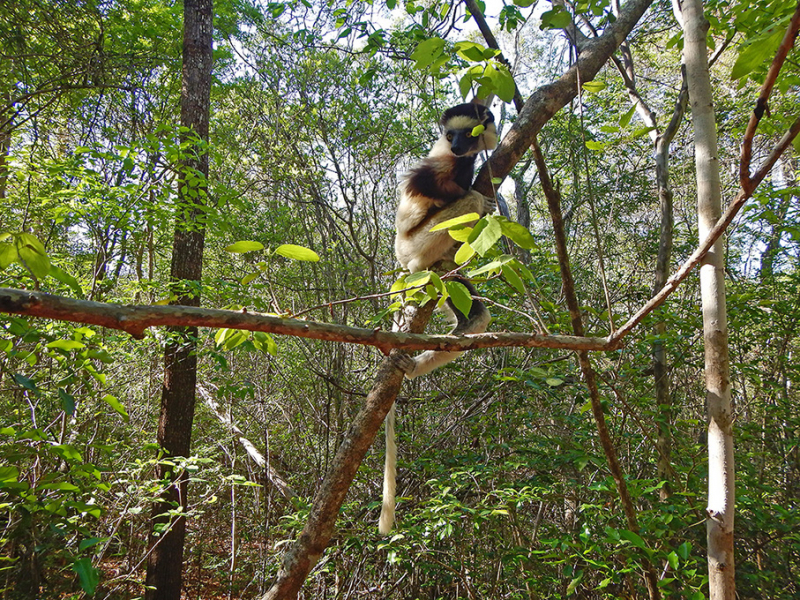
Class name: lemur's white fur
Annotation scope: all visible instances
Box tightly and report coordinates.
[378,402,396,535]
[380,104,497,534]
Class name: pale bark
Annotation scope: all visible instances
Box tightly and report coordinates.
[681,1,735,598]
[197,385,297,500]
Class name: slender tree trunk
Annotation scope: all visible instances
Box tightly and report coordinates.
[682,1,736,598]
[144,1,213,598]
[653,75,687,499]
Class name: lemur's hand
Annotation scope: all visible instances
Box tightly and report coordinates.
[390,351,416,376]
[481,193,497,216]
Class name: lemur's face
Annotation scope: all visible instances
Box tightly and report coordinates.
[445,126,483,157]
[443,115,485,157]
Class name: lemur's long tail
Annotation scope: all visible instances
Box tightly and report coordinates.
[378,402,397,535]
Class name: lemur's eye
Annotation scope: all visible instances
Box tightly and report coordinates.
[446,133,454,141]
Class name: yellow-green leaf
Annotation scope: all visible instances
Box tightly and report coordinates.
[430,213,481,231]
[275,244,320,262]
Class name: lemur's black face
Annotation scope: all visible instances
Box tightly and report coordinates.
[445,127,481,157]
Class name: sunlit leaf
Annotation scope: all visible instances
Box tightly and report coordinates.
[582,80,606,93]
[454,242,476,264]
[411,37,445,70]
[225,240,264,253]
[102,394,129,421]
[469,216,502,255]
[430,213,481,231]
[253,332,278,356]
[501,264,525,293]
[275,244,320,262]
[47,340,85,351]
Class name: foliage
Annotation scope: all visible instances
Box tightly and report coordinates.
[1,0,800,597]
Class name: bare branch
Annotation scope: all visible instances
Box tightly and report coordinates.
[0,287,610,353]
[740,2,800,191]
[611,116,800,344]
[472,0,656,196]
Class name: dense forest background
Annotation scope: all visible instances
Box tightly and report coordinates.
[1,0,799,598]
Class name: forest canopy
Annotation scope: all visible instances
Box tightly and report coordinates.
[1,0,799,598]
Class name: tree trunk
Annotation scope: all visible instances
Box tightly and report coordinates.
[681,1,736,598]
[144,1,213,599]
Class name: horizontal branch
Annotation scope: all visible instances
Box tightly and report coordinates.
[0,287,611,353]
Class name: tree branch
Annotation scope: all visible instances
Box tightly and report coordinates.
[0,287,610,352]
[740,1,800,192]
[261,303,434,600]
[472,0,656,196]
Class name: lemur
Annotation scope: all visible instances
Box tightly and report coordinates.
[379,103,498,535]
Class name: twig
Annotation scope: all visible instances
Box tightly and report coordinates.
[740,2,800,192]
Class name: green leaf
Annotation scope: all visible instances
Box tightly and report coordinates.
[454,41,487,62]
[459,72,474,99]
[405,271,432,286]
[499,219,536,249]
[253,332,278,356]
[513,0,536,6]
[79,537,107,552]
[582,80,606,93]
[454,241,476,264]
[73,558,100,595]
[731,23,785,80]
[468,258,507,277]
[49,264,84,296]
[501,264,525,293]
[411,37,446,70]
[18,233,50,279]
[225,240,264,253]
[275,244,320,262]
[59,388,76,416]
[448,226,474,242]
[51,444,83,463]
[445,280,472,318]
[667,550,679,570]
[47,339,85,351]
[13,373,39,393]
[471,124,485,137]
[492,64,517,102]
[0,466,19,483]
[469,216,502,256]
[430,212,481,231]
[619,105,636,128]
[540,8,572,29]
[0,242,18,269]
[566,570,583,595]
[102,394,129,421]
[38,481,80,492]
[677,541,692,560]
[619,529,648,550]
[585,140,605,151]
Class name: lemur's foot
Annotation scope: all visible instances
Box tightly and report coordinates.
[390,351,416,376]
